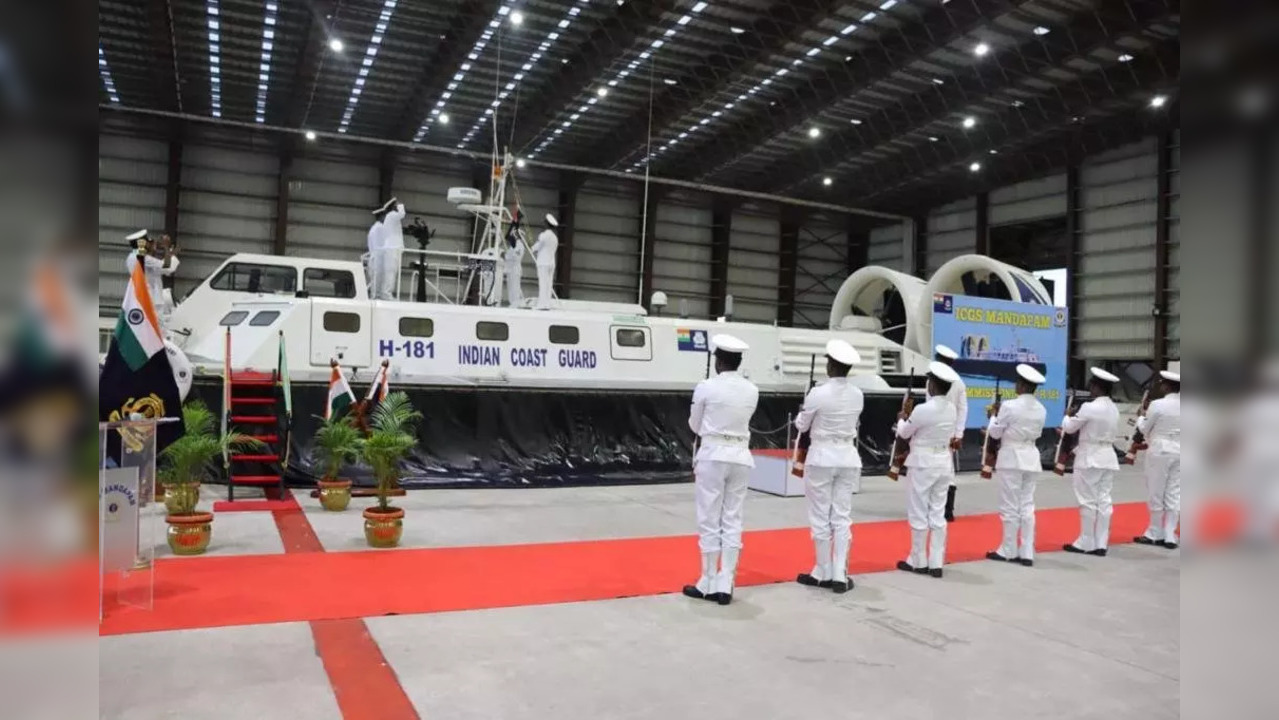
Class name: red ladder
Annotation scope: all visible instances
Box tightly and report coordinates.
[225,369,288,503]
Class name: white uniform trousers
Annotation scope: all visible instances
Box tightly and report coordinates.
[1071,467,1115,552]
[906,468,952,569]
[804,466,860,582]
[994,469,1038,560]
[374,249,401,300]
[536,263,554,309]
[1141,451,1181,543]
[695,459,750,553]
[505,264,523,306]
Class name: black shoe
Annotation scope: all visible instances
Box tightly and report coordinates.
[1088,548,1107,557]
[682,585,706,599]
[1133,536,1156,545]
[796,573,833,588]
[1158,541,1179,550]
[1063,544,1087,554]
[714,592,732,606]
[896,561,916,573]
[928,568,943,578]
[986,551,1010,562]
[830,579,852,594]
[944,486,956,523]
[1015,558,1034,567]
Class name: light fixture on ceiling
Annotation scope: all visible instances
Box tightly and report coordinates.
[597,87,609,98]
[510,11,524,26]
[969,162,982,172]
[932,78,945,85]
[929,136,939,142]
[962,116,976,128]
[305,130,317,141]
[850,118,863,125]
[845,55,852,61]
[1118,53,1134,63]
[1012,100,1024,107]
[561,58,569,64]
[974,42,990,57]
[329,38,344,53]
[730,27,745,34]
[1033,26,1050,36]
[808,126,821,138]
[664,78,677,85]
[822,176,833,187]
[516,158,527,168]
[989,149,998,155]
[1150,94,1168,108]
[438,113,450,125]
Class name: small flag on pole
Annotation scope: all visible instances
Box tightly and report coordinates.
[325,361,356,420]
[365,359,390,404]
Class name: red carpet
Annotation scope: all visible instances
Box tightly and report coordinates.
[212,499,301,513]
[98,501,1205,636]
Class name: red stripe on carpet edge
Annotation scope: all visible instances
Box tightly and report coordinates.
[267,492,325,554]
[99,502,1240,637]
[311,619,421,720]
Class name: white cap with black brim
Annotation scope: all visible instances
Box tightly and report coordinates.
[1016,364,1047,385]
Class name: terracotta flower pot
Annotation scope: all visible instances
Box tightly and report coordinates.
[363,507,404,548]
[317,478,353,512]
[166,512,214,555]
[163,483,201,516]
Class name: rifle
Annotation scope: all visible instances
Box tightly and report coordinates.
[790,353,818,478]
[980,379,1003,479]
[886,368,916,481]
[1120,387,1152,464]
[1052,389,1078,476]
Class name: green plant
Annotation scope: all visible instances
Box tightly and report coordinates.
[312,413,363,481]
[360,392,421,512]
[159,400,263,514]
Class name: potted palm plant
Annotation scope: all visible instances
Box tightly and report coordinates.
[360,392,420,548]
[312,413,362,511]
[159,400,263,555]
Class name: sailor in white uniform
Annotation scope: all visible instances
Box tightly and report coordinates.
[894,361,959,578]
[530,213,559,310]
[504,214,526,307]
[794,339,864,594]
[1134,370,1181,548]
[375,199,406,301]
[366,202,387,298]
[985,364,1048,566]
[1062,367,1122,556]
[934,344,968,522]
[124,229,179,331]
[683,334,759,606]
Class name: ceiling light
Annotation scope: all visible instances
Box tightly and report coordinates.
[969,162,982,172]
[929,136,939,142]
[932,78,945,85]
[822,177,833,187]
[305,130,317,141]
[516,158,526,168]
[664,78,677,86]
[962,116,976,128]
[845,56,852,61]
[1150,94,1168,108]
[1012,100,1024,107]
[808,127,821,138]
[510,11,524,26]
[1118,53,1134,63]
[989,149,998,155]
[850,118,863,125]
[438,113,450,125]
[597,87,608,98]
[561,58,568,64]
[1033,26,1049,36]
[329,38,344,53]
[974,43,990,57]
[730,27,745,34]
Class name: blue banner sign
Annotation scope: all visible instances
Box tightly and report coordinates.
[932,293,1068,429]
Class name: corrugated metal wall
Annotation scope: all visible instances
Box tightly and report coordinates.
[869,222,906,272]
[794,213,847,329]
[651,191,712,320]
[925,197,976,275]
[990,174,1066,226]
[395,154,477,258]
[727,205,780,323]
[99,134,169,313]
[288,149,379,260]
[1077,137,1159,360]
[572,178,640,304]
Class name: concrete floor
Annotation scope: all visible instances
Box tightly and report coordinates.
[101,468,1178,720]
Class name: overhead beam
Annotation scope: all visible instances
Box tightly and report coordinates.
[1153,129,1172,369]
[777,208,801,327]
[554,174,581,298]
[283,1,336,128]
[570,0,847,170]
[143,0,181,111]
[709,198,733,318]
[755,0,1177,193]
[511,0,678,153]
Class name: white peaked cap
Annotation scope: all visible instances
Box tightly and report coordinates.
[825,339,861,366]
[545,213,559,227]
[126,229,149,241]
[934,344,959,360]
[1016,363,1046,385]
[1090,367,1120,383]
[928,361,959,384]
[1159,370,1180,383]
[372,197,398,215]
[712,333,748,354]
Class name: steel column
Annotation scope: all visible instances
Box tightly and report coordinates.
[974,191,990,256]
[709,198,733,317]
[639,187,661,311]
[164,138,182,240]
[777,208,801,327]
[1153,131,1172,369]
[1065,164,1082,386]
[273,147,292,256]
[554,174,580,299]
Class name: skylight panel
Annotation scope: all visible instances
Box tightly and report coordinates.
[206,1,222,117]
[98,45,121,104]
[338,0,399,133]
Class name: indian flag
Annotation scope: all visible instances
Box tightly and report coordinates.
[114,258,165,371]
[365,360,390,404]
[325,363,356,419]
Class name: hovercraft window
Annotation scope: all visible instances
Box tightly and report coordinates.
[476,321,509,341]
[304,268,357,299]
[218,311,249,326]
[615,328,647,348]
[548,325,579,345]
[209,263,296,293]
[399,317,435,337]
[249,311,280,326]
[323,312,361,333]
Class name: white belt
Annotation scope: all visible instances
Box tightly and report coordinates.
[702,434,748,447]
[812,437,858,446]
